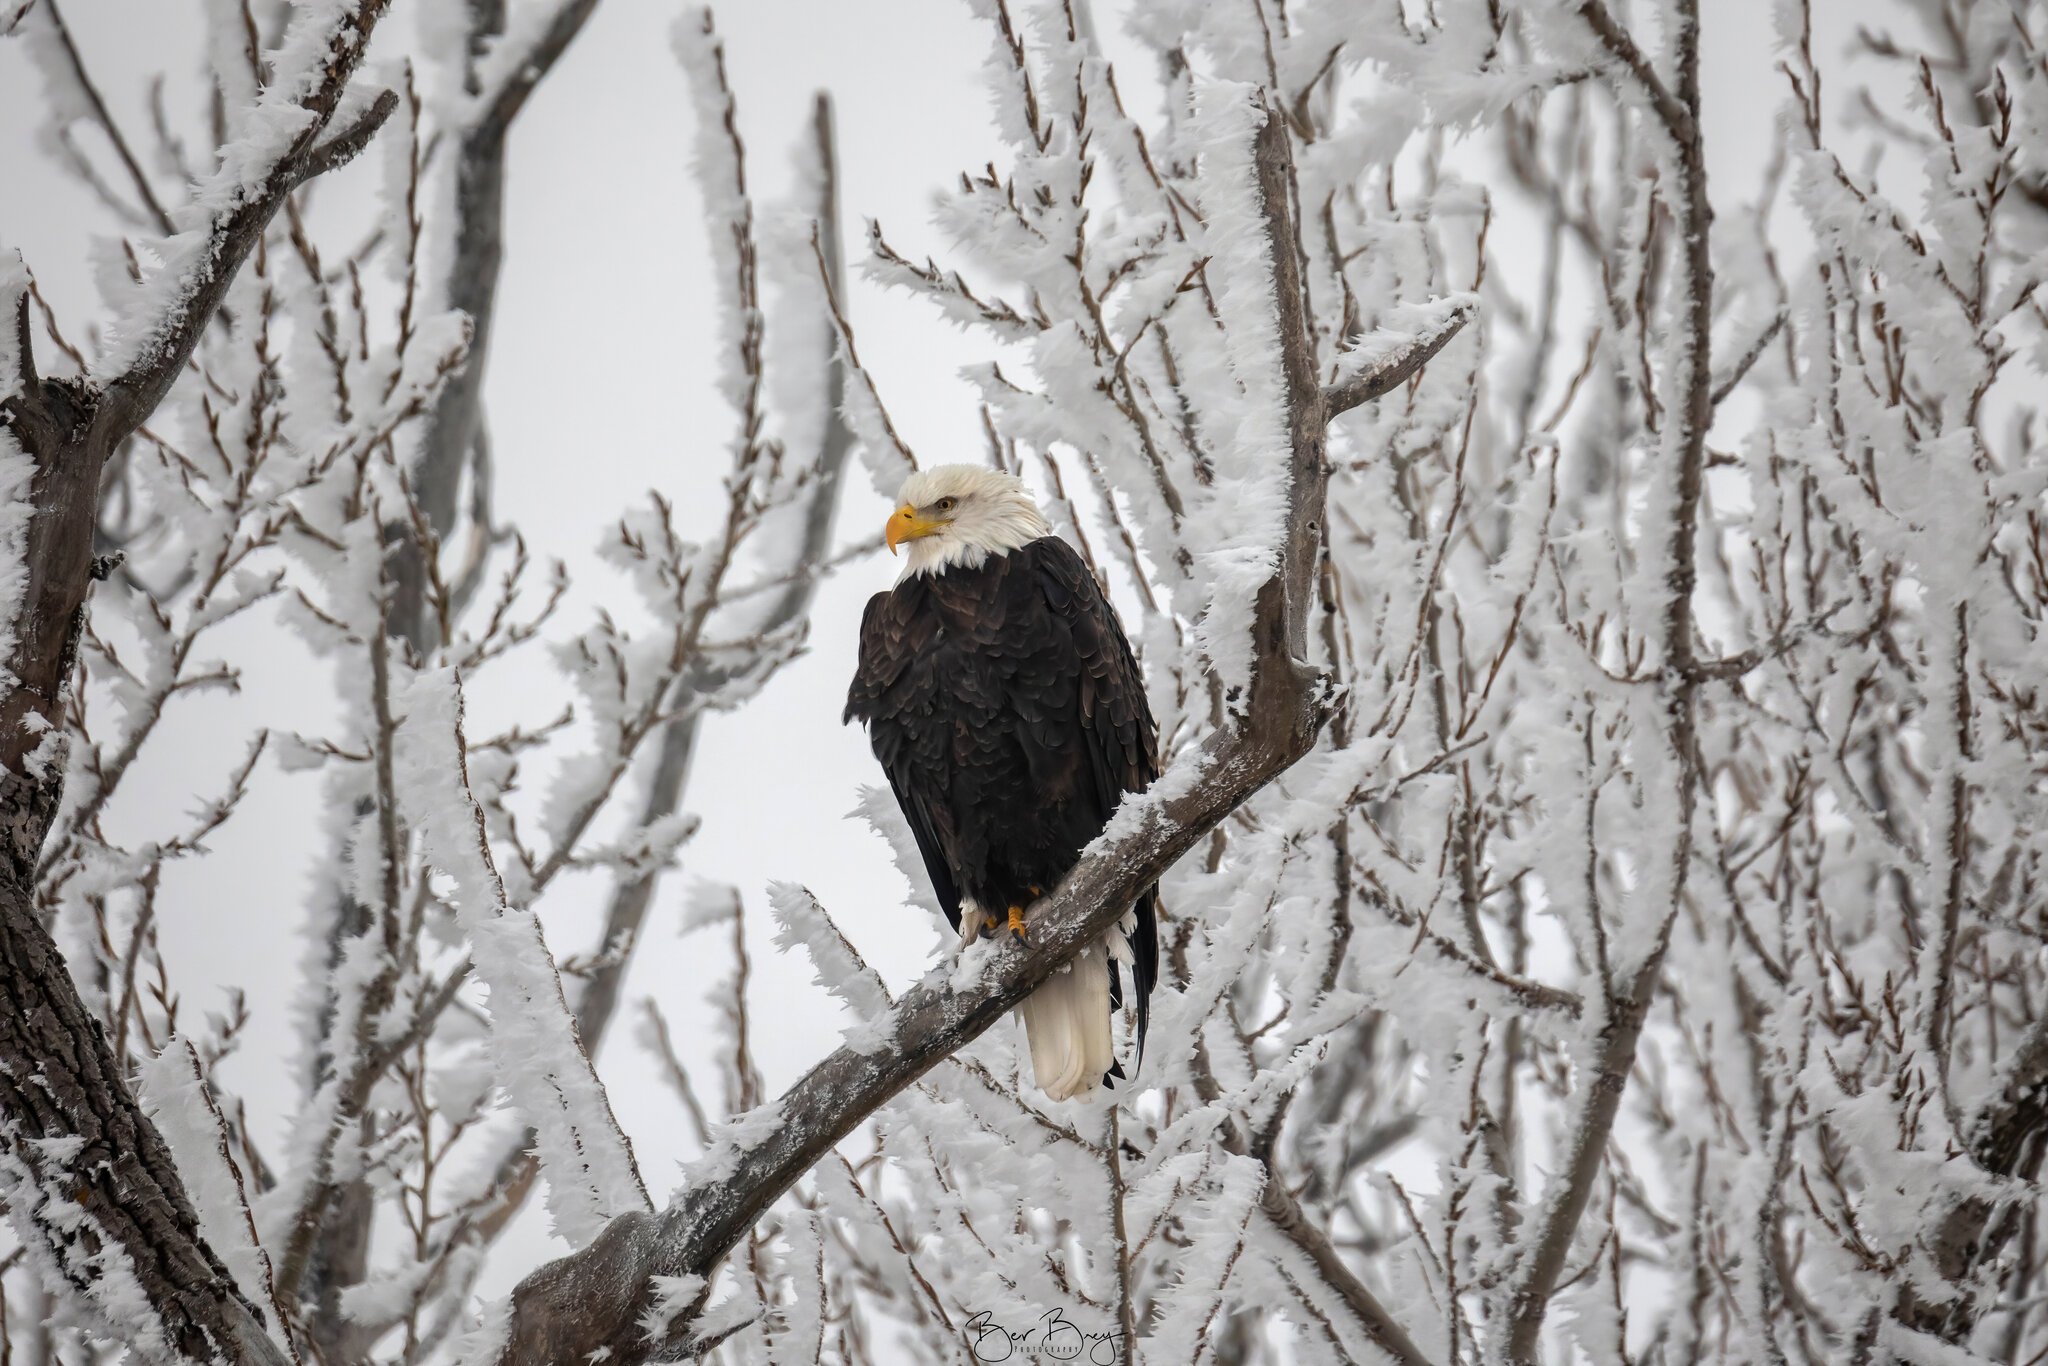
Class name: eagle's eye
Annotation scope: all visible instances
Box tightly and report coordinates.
[935,497,958,513]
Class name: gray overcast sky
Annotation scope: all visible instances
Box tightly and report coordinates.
[0,0,1843,1305]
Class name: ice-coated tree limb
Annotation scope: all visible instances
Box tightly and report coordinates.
[93,7,394,432]
[387,0,601,653]
[1322,299,1479,419]
[562,90,853,1065]
[1,0,394,801]
[464,88,856,1253]
[1572,0,1696,145]
[294,6,603,1349]
[476,94,1467,1366]
[1499,3,1713,1361]
[1259,1178,1434,1366]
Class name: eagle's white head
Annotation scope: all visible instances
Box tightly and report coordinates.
[886,464,1051,579]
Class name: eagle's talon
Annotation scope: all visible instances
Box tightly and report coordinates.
[1007,905,1028,944]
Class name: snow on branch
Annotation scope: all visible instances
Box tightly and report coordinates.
[394,668,650,1245]
[92,0,397,430]
[29,1,2044,1360]
[0,6,406,1358]
[1324,295,1482,418]
[1183,80,1296,703]
[387,56,867,1301]
[674,6,761,427]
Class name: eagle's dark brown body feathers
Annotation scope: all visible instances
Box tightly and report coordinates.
[845,534,1159,1092]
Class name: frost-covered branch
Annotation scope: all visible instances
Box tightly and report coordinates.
[451,78,859,1263]
[287,5,605,1344]
[1,0,394,794]
[9,3,2039,1362]
[1500,5,1714,1358]
[387,0,602,652]
[1323,297,1480,419]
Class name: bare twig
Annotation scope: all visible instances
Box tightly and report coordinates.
[37,0,175,233]
[1710,310,1787,407]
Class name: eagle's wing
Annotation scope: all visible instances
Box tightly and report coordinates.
[848,590,965,935]
[1024,539,1156,794]
[887,768,964,936]
[1022,538,1160,1065]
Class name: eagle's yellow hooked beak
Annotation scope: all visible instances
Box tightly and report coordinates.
[886,504,945,555]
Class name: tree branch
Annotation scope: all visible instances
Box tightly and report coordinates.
[1574,0,1695,144]
[387,0,600,652]
[460,89,856,1253]
[1260,1176,1435,1365]
[492,731,1315,1364]
[292,87,400,187]
[1322,299,1477,418]
[1501,3,1712,1359]
[1970,1021,2048,1179]
[1708,309,1785,407]
[38,0,176,234]
[1898,1018,2048,1341]
[96,1,392,432]
[2,0,394,789]
[293,7,602,1347]
[478,0,603,135]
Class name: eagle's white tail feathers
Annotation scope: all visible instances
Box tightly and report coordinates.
[956,899,1122,1101]
[1020,941,1115,1102]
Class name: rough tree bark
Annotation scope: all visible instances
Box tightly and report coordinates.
[481,97,1470,1366]
[1902,1018,2048,1341]
[0,5,396,1362]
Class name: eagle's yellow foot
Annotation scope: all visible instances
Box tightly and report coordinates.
[1007,905,1028,944]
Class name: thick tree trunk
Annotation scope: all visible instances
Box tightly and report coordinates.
[0,875,291,1366]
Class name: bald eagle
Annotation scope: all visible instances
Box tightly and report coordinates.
[845,465,1158,1101]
